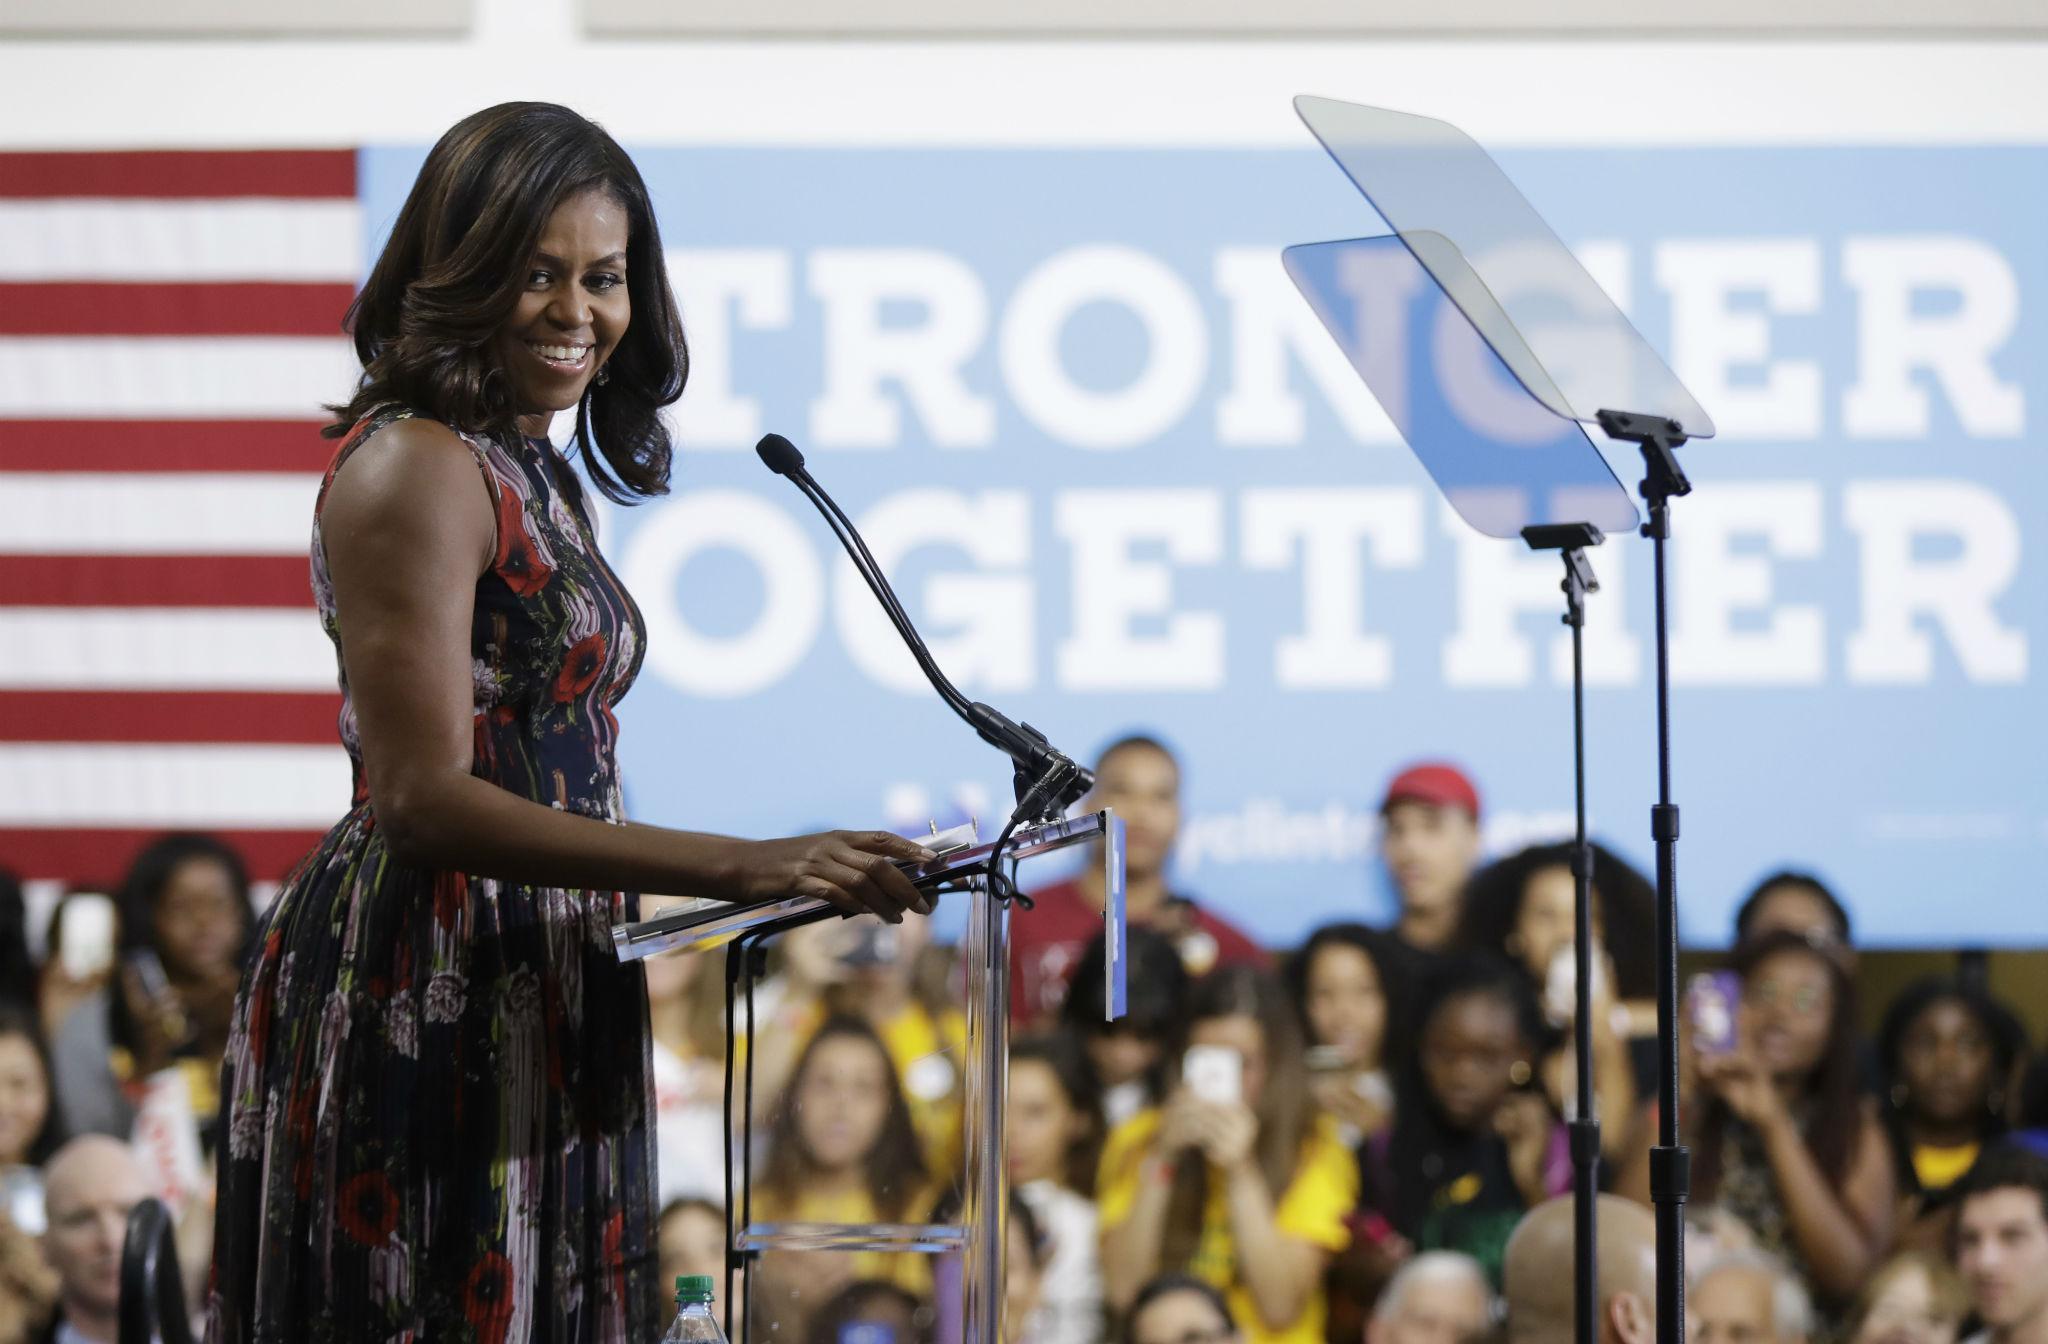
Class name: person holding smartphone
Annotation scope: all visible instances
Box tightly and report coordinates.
[48,833,253,1150]
[1098,967,1356,1344]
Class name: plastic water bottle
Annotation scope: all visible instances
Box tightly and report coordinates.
[661,1275,728,1343]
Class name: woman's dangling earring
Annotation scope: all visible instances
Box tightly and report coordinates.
[1508,1059,1532,1088]
[595,362,610,386]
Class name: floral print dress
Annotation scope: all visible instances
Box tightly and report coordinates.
[206,404,657,1344]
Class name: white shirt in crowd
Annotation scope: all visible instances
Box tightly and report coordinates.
[1017,1177,1104,1344]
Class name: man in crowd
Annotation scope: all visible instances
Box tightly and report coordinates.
[39,1135,150,1344]
[1502,1195,1655,1344]
[1956,1143,2048,1344]
[1368,1251,1494,1344]
[1690,1252,1814,1344]
[1378,762,1483,955]
[1010,734,1264,1026]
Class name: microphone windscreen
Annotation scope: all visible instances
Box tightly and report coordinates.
[755,433,806,476]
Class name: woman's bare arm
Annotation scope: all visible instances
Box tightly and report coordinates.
[319,418,930,918]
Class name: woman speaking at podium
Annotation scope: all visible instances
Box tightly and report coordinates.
[204,103,933,1343]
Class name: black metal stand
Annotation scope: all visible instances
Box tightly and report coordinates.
[1596,409,1693,1344]
[1522,521,1604,1344]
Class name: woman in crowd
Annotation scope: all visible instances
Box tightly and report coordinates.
[1360,954,1567,1285]
[1122,1275,1243,1344]
[1099,966,1355,1344]
[1457,842,1654,1164]
[1877,974,2027,1250]
[1061,927,1189,1130]
[653,1197,728,1333]
[1685,928,1893,1308]
[752,1014,933,1337]
[1283,922,1407,1150]
[0,1003,63,1177]
[1844,1250,1970,1344]
[1006,1032,1105,1344]
[645,947,731,1206]
[51,833,252,1148]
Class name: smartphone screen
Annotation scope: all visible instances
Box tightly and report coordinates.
[1687,971,1741,1056]
[1183,1044,1242,1106]
[56,893,117,981]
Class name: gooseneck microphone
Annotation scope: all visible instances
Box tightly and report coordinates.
[753,432,1093,812]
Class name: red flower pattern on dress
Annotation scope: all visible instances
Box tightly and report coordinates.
[462,1251,514,1344]
[491,474,553,597]
[338,1171,400,1246]
[552,633,607,702]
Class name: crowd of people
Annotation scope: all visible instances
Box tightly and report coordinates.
[2,737,2046,1344]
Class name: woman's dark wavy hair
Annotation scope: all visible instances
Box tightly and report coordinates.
[1282,920,1411,1073]
[0,1000,67,1165]
[1734,869,1852,947]
[1692,929,1865,1204]
[1455,839,1658,1001]
[761,1014,928,1222]
[1877,974,2028,1193]
[323,102,688,503]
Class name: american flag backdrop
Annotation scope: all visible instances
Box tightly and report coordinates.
[0,149,367,902]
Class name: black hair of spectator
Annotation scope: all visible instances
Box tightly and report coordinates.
[0,999,67,1165]
[1878,976,2028,1195]
[1455,840,1658,1002]
[1373,952,1557,1237]
[0,1003,69,1163]
[0,868,34,1020]
[761,1013,928,1223]
[108,832,257,1057]
[1094,732,1179,775]
[1733,869,1852,946]
[1282,921,1412,1066]
[1010,1030,1107,1194]
[1059,925,1189,1101]
[804,1279,933,1344]
[1952,1141,2048,1229]
[1692,928,1865,1204]
[1121,1273,1239,1344]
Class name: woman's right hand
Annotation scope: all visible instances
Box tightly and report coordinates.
[734,830,935,922]
[1156,1086,1209,1157]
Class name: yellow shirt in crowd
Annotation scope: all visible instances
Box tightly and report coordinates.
[1097,1108,1358,1344]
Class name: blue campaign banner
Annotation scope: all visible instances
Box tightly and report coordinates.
[361,143,2047,950]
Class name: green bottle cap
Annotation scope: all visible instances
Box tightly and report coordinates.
[677,1274,716,1303]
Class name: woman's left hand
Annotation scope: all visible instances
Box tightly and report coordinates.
[1698,1048,1788,1132]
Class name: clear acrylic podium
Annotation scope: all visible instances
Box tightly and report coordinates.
[614,808,1127,1344]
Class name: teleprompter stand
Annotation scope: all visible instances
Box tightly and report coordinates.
[1282,97,1717,1344]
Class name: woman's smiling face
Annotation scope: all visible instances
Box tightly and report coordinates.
[493,184,631,436]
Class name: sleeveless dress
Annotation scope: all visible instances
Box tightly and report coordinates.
[205,404,657,1344]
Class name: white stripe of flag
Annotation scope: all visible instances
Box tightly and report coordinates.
[0,336,360,418]
[0,201,361,281]
[0,743,352,827]
[0,609,335,690]
[0,473,320,554]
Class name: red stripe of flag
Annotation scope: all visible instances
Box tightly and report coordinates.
[0,282,354,337]
[0,150,355,200]
[0,420,337,472]
[0,691,340,745]
[0,827,330,884]
[0,556,314,608]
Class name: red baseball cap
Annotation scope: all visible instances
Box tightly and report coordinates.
[1380,762,1481,821]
